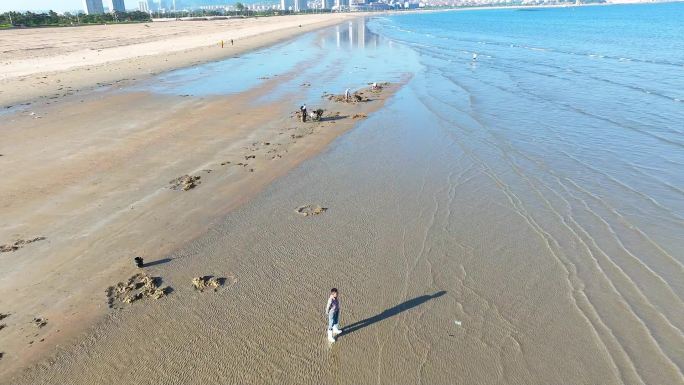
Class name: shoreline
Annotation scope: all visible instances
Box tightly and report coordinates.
[0,14,361,108]
[0,1,668,108]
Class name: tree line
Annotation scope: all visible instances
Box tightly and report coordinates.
[0,11,151,28]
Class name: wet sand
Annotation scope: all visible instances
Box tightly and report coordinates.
[10,81,681,385]
[0,82,402,379]
[0,18,408,377]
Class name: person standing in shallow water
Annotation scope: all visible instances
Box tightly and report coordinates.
[325,288,343,342]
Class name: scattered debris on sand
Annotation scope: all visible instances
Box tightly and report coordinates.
[106,273,169,308]
[32,317,47,328]
[0,313,9,321]
[192,276,225,292]
[295,204,328,216]
[169,175,201,191]
[0,237,46,253]
[324,92,370,103]
[352,113,368,119]
[369,82,388,91]
[0,324,6,331]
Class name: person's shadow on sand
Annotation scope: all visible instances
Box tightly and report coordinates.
[340,291,446,338]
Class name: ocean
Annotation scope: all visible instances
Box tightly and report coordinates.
[348,4,684,383]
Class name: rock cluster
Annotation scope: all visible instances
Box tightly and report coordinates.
[295,204,327,216]
[106,273,168,307]
[169,175,201,191]
[192,276,224,292]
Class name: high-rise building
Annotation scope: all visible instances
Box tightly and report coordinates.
[107,0,126,12]
[154,0,168,11]
[280,0,291,10]
[82,0,105,14]
[138,0,149,12]
[322,0,333,9]
[294,0,307,11]
[334,0,349,8]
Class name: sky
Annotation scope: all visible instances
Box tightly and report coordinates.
[0,0,89,12]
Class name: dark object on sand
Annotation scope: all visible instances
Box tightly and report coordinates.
[0,237,46,253]
[134,257,144,268]
[32,317,47,328]
[300,105,307,122]
[311,109,324,121]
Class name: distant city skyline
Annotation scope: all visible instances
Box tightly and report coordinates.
[0,0,267,13]
[1,0,88,12]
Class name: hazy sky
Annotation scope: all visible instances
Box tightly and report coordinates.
[0,0,92,12]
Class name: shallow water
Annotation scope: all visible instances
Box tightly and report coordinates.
[136,19,418,104]
[353,4,684,382]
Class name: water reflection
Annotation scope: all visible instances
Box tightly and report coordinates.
[131,17,408,99]
[331,18,376,50]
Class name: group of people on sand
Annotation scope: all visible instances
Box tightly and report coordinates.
[300,84,380,125]
[299,105,324,123]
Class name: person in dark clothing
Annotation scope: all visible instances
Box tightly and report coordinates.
[300,105,307,122]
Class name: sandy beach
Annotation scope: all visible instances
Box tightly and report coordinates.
[0,14,361,108]
[2,5,683,385]
[0,15,401,380]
